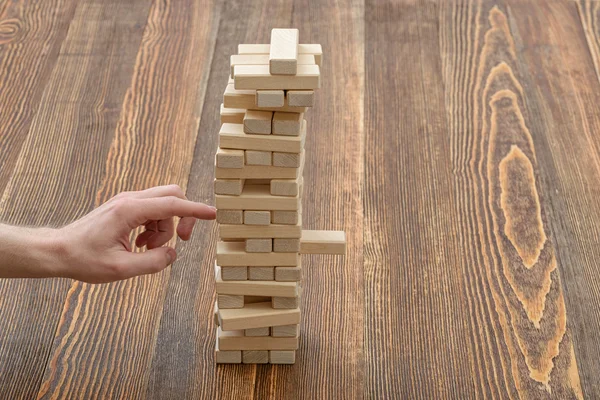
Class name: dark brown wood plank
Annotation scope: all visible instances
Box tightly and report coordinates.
[439,0,583,398]
[0,1,152,398]
[35,0,220,398]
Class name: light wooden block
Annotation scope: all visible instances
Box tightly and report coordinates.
[216,210,243,225]
[216,340,242,364]
[271,210,300,225]
[220,104,245,124]
[272,296,299,309]
[220,220,302,239]
[273,152,302,168]
[217,242,300,266]
[300,230,346,254]
[221,266,247,281]
[242,350,269,364]
[224,84,307,113]
[216,148,244,169]
[244,210,271,225]
[270,350,296,364]
[238,43,322,67]
[270,178,300,197]
[216,266,299,297]
[245,150,271,166]
[214,179,244,196]
[219,328,298,350]
[275,267,302,282]
[248,266,274,281]
[218,302,301,331]
[219,123,305,153]
[218,294,244,309]
[245,179,271,185]
[215,154,303,179]
[273,238,301,253]
[246,239,272,253]
[256,90,284,107]
[269,29,299,75]
[271,324,299,338]
[214,302,220,326]
[234,65,320,90]
[216,184,301,211]
[243,110,273,134]
[245,327,270,336]
[272,112,303,136]
[231,54,315,78]
[287,90,314,107]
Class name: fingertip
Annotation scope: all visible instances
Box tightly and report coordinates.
[166,247,177,265]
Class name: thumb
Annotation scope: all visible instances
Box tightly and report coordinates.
[118,247,177,278]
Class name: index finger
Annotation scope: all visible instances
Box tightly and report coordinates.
[131,197,216,225]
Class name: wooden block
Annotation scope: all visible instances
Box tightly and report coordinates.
[300,230,346,254]
[272,296,299,309]
[218,294,244,309]
[275,267,302,282]
[219,328,298,351]
[220,104,245,124]
[287,90,314,107]
[217,242,300,266]
[246,239,272,253]
[216,148,244,169]
[256,90,285,108]
[243,110,272,134]
[216,184,301,211]
[220,220,302,239]
[245,150,271,166]
[218,302,301,330]
[224,84,307,113]
[216,266,299,297]
[270,350,296,364]
[238,43,323,67]
[271,324,299,338]
[214,179,244,196]
[244,210,271,225]
[231,54,315,79]
[248,266,274,281]
[215,156,302,179]
[242,350,269,364]
[273,238,301,252]
[272,112,303,136]
[214,302,220,326]
[273,152,302,168]
[221,266,247,281]
[269,29,299,75]
[219,123,305,153]
[216,210,243,225]
[234,65,320,90]
[245,327,270,336]
[270,178,300,197]
[216,340,242,364]
[271,210,300,225]
[245,179,271,185]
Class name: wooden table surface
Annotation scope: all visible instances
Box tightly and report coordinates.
[1,0,600,398]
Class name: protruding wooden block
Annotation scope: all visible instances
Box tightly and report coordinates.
[243,110,273,134]
[300,230,346,254]
[224,84,307,113]
[270,350,296,364]
[271,178,300,197]
[272,112,303,136]
[269,29,299,75]
[287,90,314,107]
[271,324,299,338]
[275,266,301,282]
[244,210,271,225]
[219,328,298,351]
[242,350,269,364]
[273,238,301,253]
[238,43,322,67]
[273,152,302,168]
[220,220,302,239]
[219,123,305,153]
[234,65,320,90]
[216,154,303,179]
[216,148,244,169]
[246,239,272,253]
[218,294,244,309]
[216,340,242,364]
[216,266,299,297]
[221,266,248,281]
[220,104,245,124]
[217,185,301,211]
[256,90,285,107]
[272,296,299,309]
[218,302,301,331]
[245,150,272,166]
[217,210,243,225]
[248,266,274,281]
[245,327,270,336]
[217,242,300,267]
[214,179,244,196]
[271,210,300,225]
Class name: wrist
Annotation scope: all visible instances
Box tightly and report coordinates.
[32,228,71,278]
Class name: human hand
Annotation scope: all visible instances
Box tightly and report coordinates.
[54,185,215,283]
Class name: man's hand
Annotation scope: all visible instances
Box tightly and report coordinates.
[0,185,216,283]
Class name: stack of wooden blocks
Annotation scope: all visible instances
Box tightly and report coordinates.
[214,29,346,365]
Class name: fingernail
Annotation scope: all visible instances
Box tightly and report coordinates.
[210,206,217,211]
[166,249,177,265]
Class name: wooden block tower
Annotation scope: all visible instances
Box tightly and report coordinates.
[214,29,346,365]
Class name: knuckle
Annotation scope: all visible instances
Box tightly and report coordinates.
[166,184,184,198]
